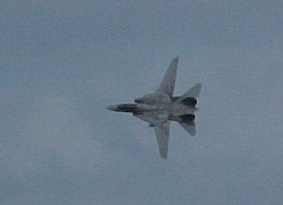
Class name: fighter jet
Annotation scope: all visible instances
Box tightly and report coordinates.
[107,57,201,159]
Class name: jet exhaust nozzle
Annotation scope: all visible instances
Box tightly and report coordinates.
[134,98,143,103]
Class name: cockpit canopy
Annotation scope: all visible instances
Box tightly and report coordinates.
[134,92,171,105]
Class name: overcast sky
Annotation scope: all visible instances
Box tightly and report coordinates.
[1,0,283,204]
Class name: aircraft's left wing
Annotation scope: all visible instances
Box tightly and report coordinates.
[154,121,170,159]
[157,57,179,97]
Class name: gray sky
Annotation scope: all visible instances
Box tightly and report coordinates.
[1,0,283,204]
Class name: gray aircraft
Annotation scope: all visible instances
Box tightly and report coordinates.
[107,57,201,159]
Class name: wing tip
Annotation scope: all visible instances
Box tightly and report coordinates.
[172,56,179,64]
[168,56,179,70]
[194,83,202,97]
[196,82,202,89]
[160,150,168,159]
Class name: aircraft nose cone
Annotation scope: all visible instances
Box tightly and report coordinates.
[106,105,118,111]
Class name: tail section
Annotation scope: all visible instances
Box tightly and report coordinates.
[173,83,201,136]
[172,83,201,136]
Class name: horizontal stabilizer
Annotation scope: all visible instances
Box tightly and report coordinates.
[179,121,196,136]
[185,83,202,98]
[176,83,202,104]
[178,114,196,136]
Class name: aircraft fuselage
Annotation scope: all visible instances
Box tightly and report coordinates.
[107,57,201,158]
[107,96,197,125]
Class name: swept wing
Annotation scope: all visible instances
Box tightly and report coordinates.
[154,121,170,159]
[157,57,179,97]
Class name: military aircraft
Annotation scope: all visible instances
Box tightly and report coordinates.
[107,57,201,159]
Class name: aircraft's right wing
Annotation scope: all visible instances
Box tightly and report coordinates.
[157,57,179,97]
[154,121,170,159]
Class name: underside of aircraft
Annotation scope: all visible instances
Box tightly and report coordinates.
[107,57,201,159]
